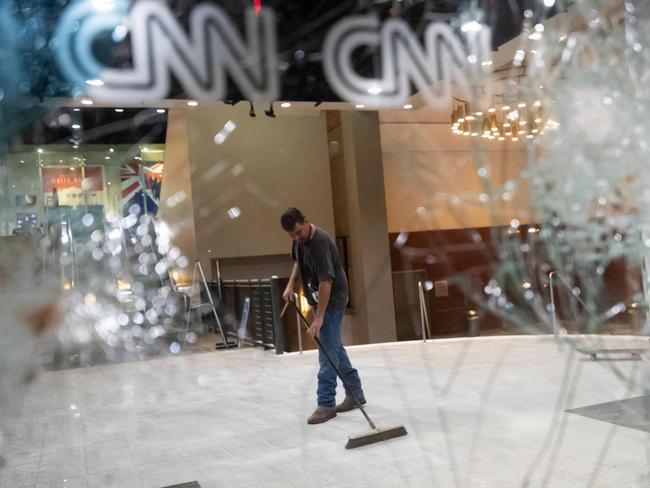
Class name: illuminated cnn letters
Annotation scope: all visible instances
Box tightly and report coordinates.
[55,2,489,108]
[323,16,490,109]
[55,1,278,102]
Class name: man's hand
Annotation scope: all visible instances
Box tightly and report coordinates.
[282,285,294,303]
[308,315,323,339]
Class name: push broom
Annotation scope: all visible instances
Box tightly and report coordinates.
[282,300,408,449]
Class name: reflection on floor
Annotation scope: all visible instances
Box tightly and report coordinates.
[41,332,225,371]
[2,336,649,487]
[567,395,650,433]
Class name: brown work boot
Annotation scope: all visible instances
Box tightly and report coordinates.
[336,395,367,412]
[307,406,337,424]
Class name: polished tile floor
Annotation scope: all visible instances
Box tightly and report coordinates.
[567,395,650,434]
[1,335,649,488]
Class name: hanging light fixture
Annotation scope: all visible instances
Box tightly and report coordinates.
[450,96,554,142]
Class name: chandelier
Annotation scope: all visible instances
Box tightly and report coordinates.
[450,97,558,142]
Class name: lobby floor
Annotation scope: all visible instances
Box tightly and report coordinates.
[1,335,649,488]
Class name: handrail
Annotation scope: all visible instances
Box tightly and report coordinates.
[215,258,222,300]
[293,292,303,354]
[67,219,77,290]
[42,200,50,281]
[103,220,132,299]
[221,278,272,285]
[221,279,271,288]
[417,281,432,342]
[548,270,590,336]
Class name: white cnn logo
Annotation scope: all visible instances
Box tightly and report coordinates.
[55,1,279,102]
[323,16,490,109]
[55,2,490,108]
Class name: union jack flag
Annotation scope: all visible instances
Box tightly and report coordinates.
[120,163,159,216]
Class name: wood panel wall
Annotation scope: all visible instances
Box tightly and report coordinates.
[388,225,644,338]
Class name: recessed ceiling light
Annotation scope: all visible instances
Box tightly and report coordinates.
[37,148,43,153]
[280,102,291,108]
[73,108,80,112]
[403,104,413,109]
[105,156,110,160]
[228,207,242,219]
[187,100,198,107]
[109,148,114,153]
[81,99,93,105]
[85,79,104,86]
[20,160,24,163]
[156,109,166,113]
[355,104,365,109]
[71,124,81,129]
[115,108,124,113]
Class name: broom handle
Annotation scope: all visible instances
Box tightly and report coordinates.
[288,301,376,430]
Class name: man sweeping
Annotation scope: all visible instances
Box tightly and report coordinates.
[280,208,366,424]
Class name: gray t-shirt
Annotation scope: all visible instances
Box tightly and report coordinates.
[291,227,348,311]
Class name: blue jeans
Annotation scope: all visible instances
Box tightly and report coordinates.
[316,306,364,408]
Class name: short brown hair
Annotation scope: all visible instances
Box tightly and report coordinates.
[280,208,306,231]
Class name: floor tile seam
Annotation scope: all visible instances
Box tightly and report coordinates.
[84,450,134,465]
[562,451,649,468]
[174,448,235,466]
[82,433,89,476]
[34,428,47,472]
[84,458,139,476]
[84,446,135,463]
[84,465,145,485]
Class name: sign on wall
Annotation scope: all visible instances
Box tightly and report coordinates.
[42,166,104,207]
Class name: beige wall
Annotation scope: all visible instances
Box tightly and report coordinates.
[158,110,197,284]
[211,254,293,281]
[324,111,397,345]
[379,107,533,232]
[183,104,335,278]
[339,111,397,344]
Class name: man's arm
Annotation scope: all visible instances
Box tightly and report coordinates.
[315,281,332,319]
[282,262,300,302]
[308,280,332,339]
